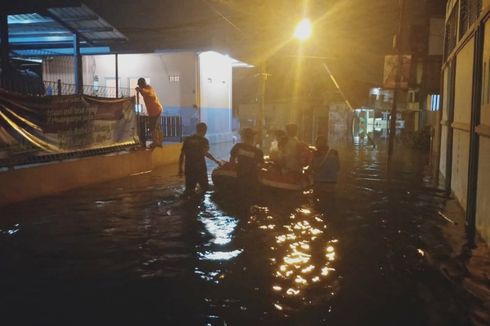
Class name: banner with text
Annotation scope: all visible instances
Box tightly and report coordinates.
[0,89,138,160]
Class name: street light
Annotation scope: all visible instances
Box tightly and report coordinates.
[257,18,313,148]
[293,18,312,41]
[290,18,312,129]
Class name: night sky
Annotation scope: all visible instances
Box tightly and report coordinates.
[83,0,443,105]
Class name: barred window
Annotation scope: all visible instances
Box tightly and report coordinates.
[444,5,458,59]
[459,0,482,39]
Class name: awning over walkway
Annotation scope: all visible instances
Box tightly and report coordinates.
[0,1,127,92]
[5,3,126,56]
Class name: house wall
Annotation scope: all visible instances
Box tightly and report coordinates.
[450,36,474,210]
[43,52,234,141]
[439,67,449,178]
[441,2,490,245]
[86,53,199,136]
[198,51,233,143]
[476,19,490,243]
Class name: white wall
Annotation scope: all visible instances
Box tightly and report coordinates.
[43,57,75,86]
[42,51,235,142]
[198,51,233,143]
[451,37,474,210]
[86,52,198,109]
[439,68,449,178]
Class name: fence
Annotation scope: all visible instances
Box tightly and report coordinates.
[137,115,183,144]
[0,72,135,98]
[43,80,134,98]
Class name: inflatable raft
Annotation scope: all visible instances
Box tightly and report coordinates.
[211,162,312,191]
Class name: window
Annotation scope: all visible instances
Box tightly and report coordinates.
[430,94,440,111]
[169,74,180,82]
[444,5,458,59]
[459,0,482,39]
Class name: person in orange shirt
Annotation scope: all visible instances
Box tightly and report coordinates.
[135,78,163,148]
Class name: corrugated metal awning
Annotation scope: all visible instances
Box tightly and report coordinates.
[6,3,126,56]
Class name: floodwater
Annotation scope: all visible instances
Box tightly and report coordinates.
[0,137,488,325]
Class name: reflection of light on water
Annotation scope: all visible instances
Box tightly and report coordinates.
[286,288,300,296]
[259,224,275,230]
[251,207,338,310]
[298,208,311,215]
[199,215,238,245]
[294,275,308,285]
[301,265,315,273]
[198,249,243,261]
[1,224,21,236]
[195,194,243,283]
[194,268,221,282]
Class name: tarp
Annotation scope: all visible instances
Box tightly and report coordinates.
[0,89,138,160]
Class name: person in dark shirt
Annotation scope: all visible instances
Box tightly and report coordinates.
[178,122,220,196]
[230,128,264,190]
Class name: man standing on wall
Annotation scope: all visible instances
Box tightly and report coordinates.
[135,77,163,148]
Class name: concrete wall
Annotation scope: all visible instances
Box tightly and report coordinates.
[198,51,233,143]
[439,68,449,178]
[450,37,474,209]
[477,137,490,242]
[0,144,181,206]
[86,53,197,108]
[476,19,490,243]
[429,18,444,56]
[442,0,490,244]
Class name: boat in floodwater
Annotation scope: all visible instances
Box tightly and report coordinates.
[211,161,312,192]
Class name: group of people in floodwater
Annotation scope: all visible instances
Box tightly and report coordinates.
[136,78,340,201]
[178,122,340,199]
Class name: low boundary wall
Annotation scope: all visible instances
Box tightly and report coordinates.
[0,144,181,206]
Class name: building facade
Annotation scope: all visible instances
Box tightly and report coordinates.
[440,0,489,244]
[43,51,235,143]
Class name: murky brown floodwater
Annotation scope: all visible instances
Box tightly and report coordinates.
[0,137,488,325]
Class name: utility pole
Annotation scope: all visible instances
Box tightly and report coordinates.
[388,0,407,159]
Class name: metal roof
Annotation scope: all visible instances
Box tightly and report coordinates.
[6,3,126,56]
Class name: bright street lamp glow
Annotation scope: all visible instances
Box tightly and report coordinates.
[294,18,312,41]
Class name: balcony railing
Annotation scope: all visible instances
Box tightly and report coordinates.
[137,115,183,144]
[43,80,134,98]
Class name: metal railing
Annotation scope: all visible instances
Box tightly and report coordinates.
[0,74,135,98]
[43,80,134,98]
[137,115,183,144]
